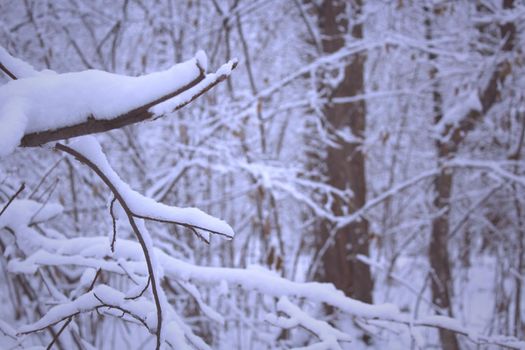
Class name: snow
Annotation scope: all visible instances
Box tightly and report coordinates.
[8,219,525,349]
[0,46,46,78]
[266,296,352,350]
[1,7,524,348]
[434,90,482,136]
[16,278,206,349]
[17,284,155,334]
[0,319,17,339]
[150,58,237,116]
[179,280,225,325]
[0,199,62,230]
[10,231,399,320]
[194,50,208,72]
[0,52,204,157]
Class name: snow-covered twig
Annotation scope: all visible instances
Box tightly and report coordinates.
[18,284,152,335]
[446,159,525,188]
[0,46,42,79]
[45,268,101,350]
[266,296,352,350]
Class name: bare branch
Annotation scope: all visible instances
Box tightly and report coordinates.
[109,197,118,253]
[0,61,17,80]
[0,183,25,218]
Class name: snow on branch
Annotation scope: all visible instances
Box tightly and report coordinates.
[266,296,352,350]
[0,46,237,155]
[17,283,199,350]
[446,158,525,188]
[433,90,482,138]
[0,46,44,79]
[10,229,525,349]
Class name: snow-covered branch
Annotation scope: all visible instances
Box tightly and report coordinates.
[0,46,237,155]
[266,297,352,350]
[9,230,525,349]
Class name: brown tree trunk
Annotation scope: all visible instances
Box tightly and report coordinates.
[424,4,461,349]
[430,154,460,350]
[316,0,373,304]
[426,1,515,348]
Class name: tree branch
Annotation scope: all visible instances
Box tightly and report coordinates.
[0,61,17,80]
[19,67,206,147]
[0,46,237,148]
[0,183,25,217]
[19,61,237,147]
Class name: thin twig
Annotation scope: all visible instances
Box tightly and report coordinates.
[0,183,25,217]
[45,269,101,350]
[125,276,151,300]
[109,197,118,253]
[0,61,17,80]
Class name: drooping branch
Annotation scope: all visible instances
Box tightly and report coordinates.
[54,142,165,349]
[55,138,234,239]
[53,137,233,349]
[51,145,151,349]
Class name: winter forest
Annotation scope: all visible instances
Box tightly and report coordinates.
[0,0,524,349]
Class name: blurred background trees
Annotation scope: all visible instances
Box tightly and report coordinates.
[1,0,524,348]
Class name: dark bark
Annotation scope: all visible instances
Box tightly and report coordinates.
[424,5,460,349]
[316,0,373,304]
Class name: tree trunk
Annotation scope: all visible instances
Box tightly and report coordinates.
[426,1,515,348]
[424,4,461,349]
[316,0,373,304]
[430,154,460,350]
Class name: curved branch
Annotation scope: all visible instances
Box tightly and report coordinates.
[55,142,164,349]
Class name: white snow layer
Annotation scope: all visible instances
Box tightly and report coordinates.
[150,59,237,116]
[0,46,46,78]
[0,50,205,157]
[434,90,482,136]
[0,199,63,230]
